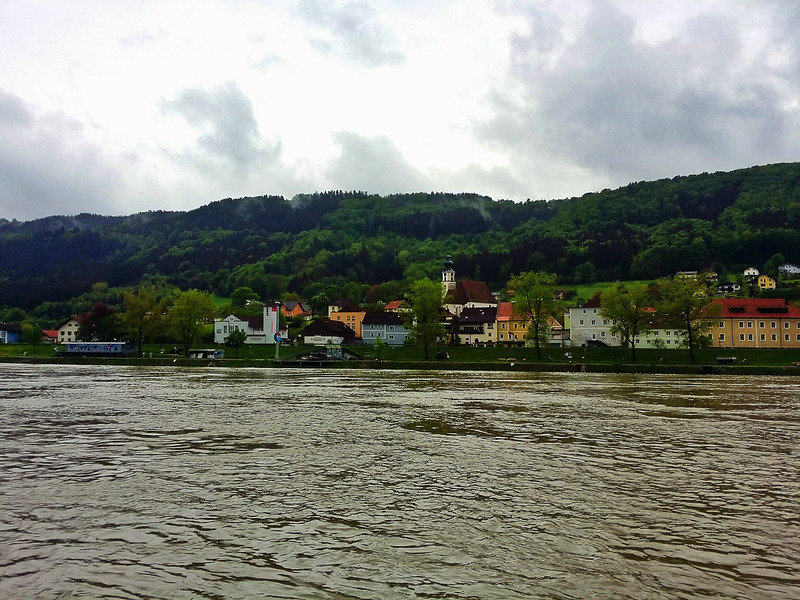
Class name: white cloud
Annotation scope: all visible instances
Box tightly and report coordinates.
[0,0,798,220]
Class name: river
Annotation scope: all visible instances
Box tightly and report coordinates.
[1,364,799,599]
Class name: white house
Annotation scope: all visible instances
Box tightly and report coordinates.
[57,317,81,343]
[569,300,686,349]
[568,298,619,347]
[214,303,284,344]
[778,263,800,276]
[743,267,760,278]
[456,307,498,345]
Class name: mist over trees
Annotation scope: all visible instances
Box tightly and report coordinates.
[1,163,800,318]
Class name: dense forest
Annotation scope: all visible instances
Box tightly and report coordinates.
[1,162,800,320]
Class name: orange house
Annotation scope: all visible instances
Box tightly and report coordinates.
[328,297,367,338]
[281,300,310,318]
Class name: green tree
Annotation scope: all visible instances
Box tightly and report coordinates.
[373,334,387,362]
[508,271,559,359]
[600,282,652,362]
[21,321,43,356]
[1,307,27,322]
[122,285,166,357]
[309,292,330,315]
[230,286,261,313]
[169,289,217,357]
[405,277,445,360]
[656,273,719,363]
[224,329,248,358]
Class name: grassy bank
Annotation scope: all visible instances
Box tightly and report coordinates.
[3,342,800,375]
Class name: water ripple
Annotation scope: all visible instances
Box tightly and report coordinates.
[1,365,799,598]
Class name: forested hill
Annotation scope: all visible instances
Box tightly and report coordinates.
[1,162,799,312]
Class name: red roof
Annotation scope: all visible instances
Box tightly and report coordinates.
[384,300,408,311]
[496,301,514,321]
[452,280,495,305]
[711,298,800,318]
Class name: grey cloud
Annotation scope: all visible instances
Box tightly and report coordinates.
[298,0,405,67]
[328,132,429,192]
[163,82,281,179]
[482,0,800,186]
[0,90,125,221]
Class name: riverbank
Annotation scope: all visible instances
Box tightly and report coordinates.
[3,354,800,376]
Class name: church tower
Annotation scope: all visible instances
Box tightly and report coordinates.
[442,255,456,295]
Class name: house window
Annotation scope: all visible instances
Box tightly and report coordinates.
[591,320,596,325]
[601,331,606,337]
[785,322,790,329]
[579,320,584,326]
[389,335,394,340]
[771,322,777,328]
[747,321,753,328]
[719,321,724,328]
[785,334,790,342]
[582,309,587,314]
[759,322,765,328]
[797,334,800,341]
[739,321,744,328]
[760,334,766,341]
[389,326,395,331]
[719,333,725,341]
[748,334,753,341]
[739,334,745,341]
[772,334,777,341]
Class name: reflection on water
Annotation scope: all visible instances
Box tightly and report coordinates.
[1,364,799,599]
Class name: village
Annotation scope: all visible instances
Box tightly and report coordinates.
[7,256,799,360]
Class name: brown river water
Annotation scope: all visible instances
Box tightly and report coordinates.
[1,364,799,599]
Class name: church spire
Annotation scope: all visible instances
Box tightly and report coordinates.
[442,255,456,294]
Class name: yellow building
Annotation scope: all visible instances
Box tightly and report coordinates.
[496,302,530,344]
[709,298,800,348]
[496,301,564,345]
[757,275,776,290]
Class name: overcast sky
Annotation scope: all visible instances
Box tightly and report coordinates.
[2,0,799,221]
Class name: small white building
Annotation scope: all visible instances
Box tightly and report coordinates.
[778,263,800,276]
[214,303,284,344]
[57,317,81,343]
[568,301,619,347]
[743,267,760,278]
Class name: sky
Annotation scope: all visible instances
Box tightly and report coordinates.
[1,0,799,221]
